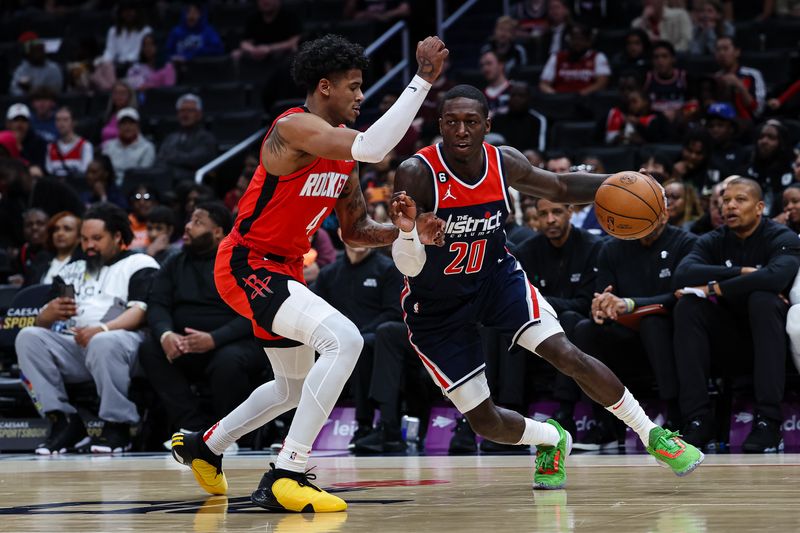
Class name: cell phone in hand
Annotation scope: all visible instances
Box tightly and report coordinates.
[61,284,75,299]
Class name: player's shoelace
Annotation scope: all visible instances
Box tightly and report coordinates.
[535,446,562,474]
[652,429,684,455]
[270,463,322,492]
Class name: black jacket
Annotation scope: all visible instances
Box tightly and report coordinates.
[598,224,697,308]
[674,218,800,298]
[147,248,251,347]
[312,251,403,334]
[515,225,602,317]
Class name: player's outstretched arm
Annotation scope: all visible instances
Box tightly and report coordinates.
[270,37,448,165]
[501,146,609,204]
[335,169,444,249]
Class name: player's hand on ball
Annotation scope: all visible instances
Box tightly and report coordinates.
[415,36,449,83]
[416,212,446,247]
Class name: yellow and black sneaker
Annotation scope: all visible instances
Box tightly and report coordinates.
[251,463,347,513]
[171,431,228,495]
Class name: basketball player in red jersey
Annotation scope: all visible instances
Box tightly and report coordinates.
[171,34,448,512]
[391,85,703,492]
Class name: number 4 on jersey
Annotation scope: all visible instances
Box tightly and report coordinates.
[444,239,487,275]
[306,207,328,235]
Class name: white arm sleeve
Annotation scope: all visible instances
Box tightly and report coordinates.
[392,226,427,277]
[350,75,431,163]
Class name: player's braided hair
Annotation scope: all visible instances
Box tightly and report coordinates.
[292,34,370,93]
[438,84,490,118]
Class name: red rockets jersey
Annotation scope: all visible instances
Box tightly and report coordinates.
[409,142,512,297]
[231,107,356,259]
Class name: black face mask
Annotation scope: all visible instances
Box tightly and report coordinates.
[184,231,215,256]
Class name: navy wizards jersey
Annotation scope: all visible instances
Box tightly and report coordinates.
[409,142,512,297]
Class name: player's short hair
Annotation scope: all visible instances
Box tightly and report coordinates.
[725,177,763,200]
[292,34,370,93]
[196,201,233,235]
[438,84,490,118]
[84,202,134,246]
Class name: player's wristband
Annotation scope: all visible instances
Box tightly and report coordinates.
[624,298,635,313]
[99,323,110,333]
[398,225,419,241]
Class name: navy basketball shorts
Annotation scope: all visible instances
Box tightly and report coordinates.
[402,257,563,413]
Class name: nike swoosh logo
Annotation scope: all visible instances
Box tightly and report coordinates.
[409,87,417,92]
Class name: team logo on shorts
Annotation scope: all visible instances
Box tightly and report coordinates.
[243,274,274,299]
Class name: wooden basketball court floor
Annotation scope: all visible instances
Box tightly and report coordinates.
[0,451,798,532]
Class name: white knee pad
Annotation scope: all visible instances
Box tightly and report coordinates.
[309,314,363,373]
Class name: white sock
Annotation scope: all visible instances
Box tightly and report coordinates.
[606,388,658,446]
[515,417,560,447]
[203,420,234,456]
[275,437,311,473]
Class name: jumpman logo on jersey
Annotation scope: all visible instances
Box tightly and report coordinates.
[242,274,273,299]
[442,184,457,201]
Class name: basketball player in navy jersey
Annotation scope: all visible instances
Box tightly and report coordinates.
[391,85,703,490]
[170,35,448,513]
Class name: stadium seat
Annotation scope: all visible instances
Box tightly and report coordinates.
[209,111,265,151]
[781,119,800,147]
[0,286,20,316]
[141,86,196,117]
[147,116,180,145]
[549,121,598,149]
[199,82,251,113]
[512,64,544,85]
[122,166,174,194]
[582,89,621,121]
[762,20,800,50]
[59,93,89,118]
[180,56,236,85]
[680,55,717,77]
[742,51,790,88]
[578,146,637,173]
[0,284,49,352]
[530,92,582,121]
[269,98,306,119]
[453,68,485,89]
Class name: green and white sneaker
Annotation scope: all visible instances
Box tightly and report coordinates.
[533,419,573,490]
[646,427,704,477]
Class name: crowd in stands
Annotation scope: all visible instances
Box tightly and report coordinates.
[0,0,799,455]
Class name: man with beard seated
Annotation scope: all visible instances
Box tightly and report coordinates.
[15,203,160,454]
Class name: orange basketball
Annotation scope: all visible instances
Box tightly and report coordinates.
[594,172,665,240]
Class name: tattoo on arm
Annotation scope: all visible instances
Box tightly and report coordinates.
[417,58,434,77]
[266,126,288,159]
[337,177,398,247]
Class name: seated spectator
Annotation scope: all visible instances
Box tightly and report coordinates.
[101,81,138,143]
[29,88,58,143]
[492,81,546,152]
[641,150,674,176]
[713,35,765,122]
[140,202,266,437]
[102,108,156,185]
[632,0,692,53]
[689,0,735,55]
[664,178,703,230]
[66,36,115,94]
[6,103,47,169]
[232,0,302,109]
[344,0,410,23]
[672,128,713,191]
[705,102,748,184]
[156,94,217,184]
[223,152,259,213]
[81,155,126,209]
[100,2,152,71]
[644,40,690,122]
[15,202,159,454]
[304,229,337,284]
[570,209,696,448]
[673,177,800,452]
[480,51,512,116]
[690,180,726,235]
[775,183,800,234]
[515,198,602,435]
[127,185,158,251]
[9,33,63,96]
[480,16,528,74]
[39,211,82,284]
[165,2,225,62]
[605,88,672,145]
[45,107,93,179]
[512,0,550,41]
[746,119,794,216]
[8,208,50,287]
[145,205,181,265]
[546,155,603,235]
[312,233,404,448]
[612,28,651,76]
[125,33,177,92]
[539,23,610,96]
